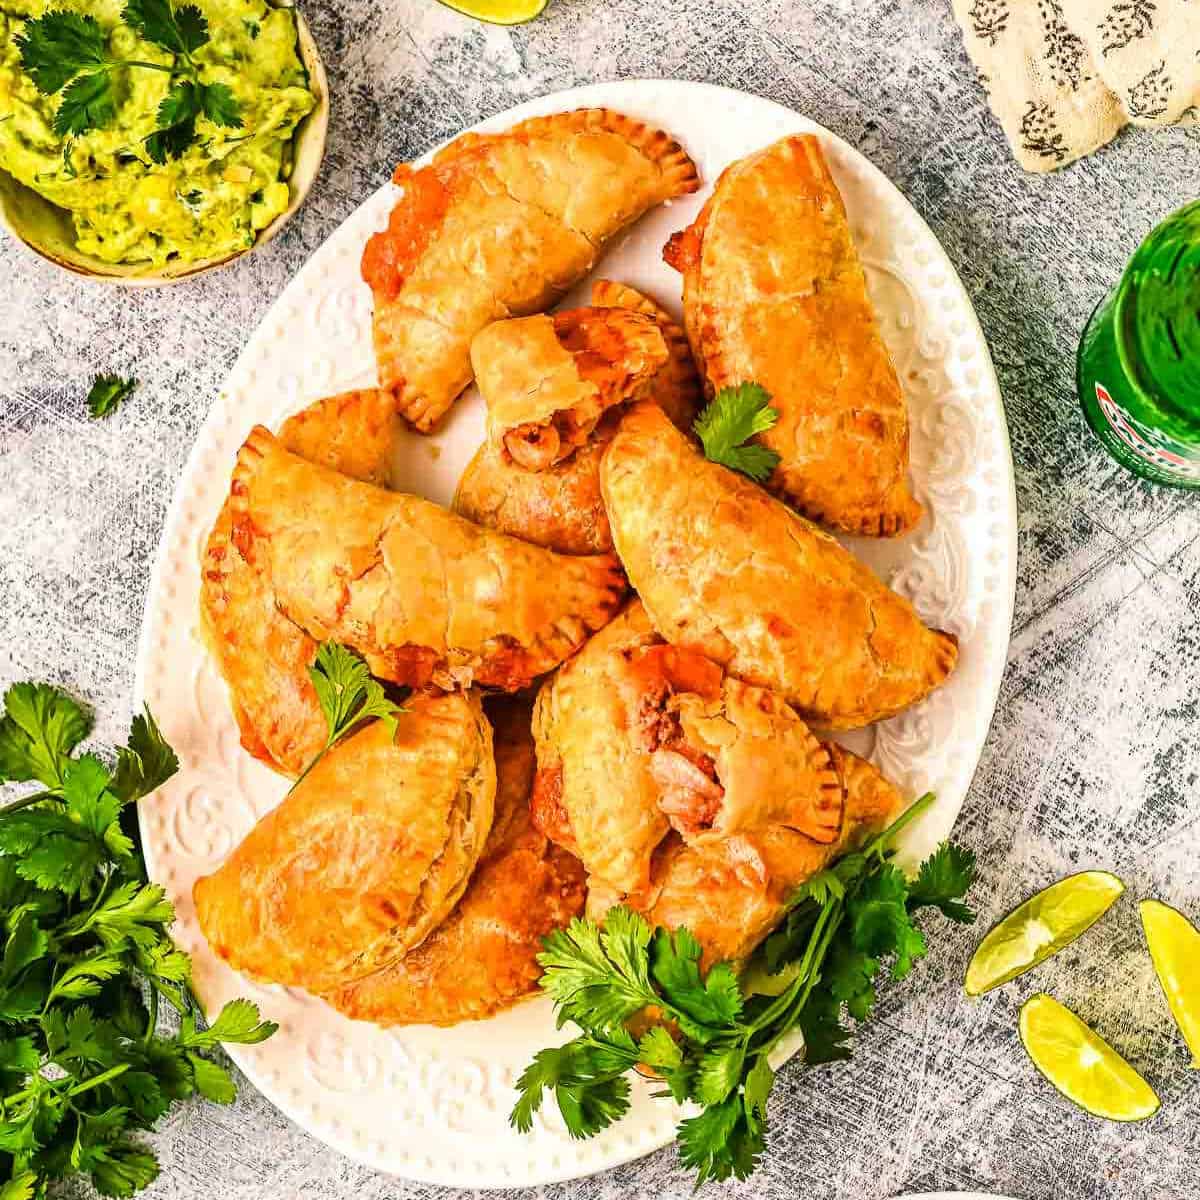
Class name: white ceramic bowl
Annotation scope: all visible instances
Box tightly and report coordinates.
[0,2,328,286]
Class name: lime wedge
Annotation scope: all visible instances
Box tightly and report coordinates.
[435,0,548,23]
[1141,898,1200,1068]
[1019,993,1160,1121]
[964,870,1124,996]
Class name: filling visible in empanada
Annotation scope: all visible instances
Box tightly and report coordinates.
[474,307,668,471]
[532,600,848,895]
[325,696,586,1027]
[362,107,699,432]
[230,426,626,692]
[193,692,496,994]
[588,743,906,969]
[663,134,921,537]
[600,402,957,729]
[452,282,702,556]
[200,388,401,777]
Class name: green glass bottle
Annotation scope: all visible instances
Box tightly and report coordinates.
[1077,200,1200,487]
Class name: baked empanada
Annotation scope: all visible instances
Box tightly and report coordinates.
[200,389,401,776]
[475,307,667,471]
[600,403,957,729]
[663,134,921,537]
[589,743,904,968]
[326,697,586,1027]
[193,692,495,993]
[362,108,700,432]
[453,282,701,555]
[230,427,625,691]
[532,601,844,895]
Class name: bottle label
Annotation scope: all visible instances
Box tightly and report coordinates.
[1094,382,1200,482]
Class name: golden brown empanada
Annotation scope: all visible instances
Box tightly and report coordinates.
[193,692,495,993]
[326,697,586,1027]
[362,108,700,432]
[663,134,921,537]
[532,601,844,895]
[200,389,401,776]
[600,403,957,729]
[453,283,701,555]
[589,743,905,968]
[475,307,667,471]
[230,427,625,691]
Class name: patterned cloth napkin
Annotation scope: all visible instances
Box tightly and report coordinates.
[952,0,1200,172]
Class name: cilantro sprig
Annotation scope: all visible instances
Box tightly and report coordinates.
[693,382,782,483]
[511,793,976,1186]
[296,643,406,786]
[0,681,276,1198]
[16,1,243,160]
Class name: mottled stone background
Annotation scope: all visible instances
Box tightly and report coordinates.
[3,1,1200,1197]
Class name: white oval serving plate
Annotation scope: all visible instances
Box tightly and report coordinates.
[135,78,1018,1188]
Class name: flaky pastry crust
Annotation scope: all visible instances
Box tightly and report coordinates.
[326,697,586,1026]
[600,404,957,729]
[193,692,495,993]
[663,134,921,537]
[362,108,699,432]
[229,427,626,692]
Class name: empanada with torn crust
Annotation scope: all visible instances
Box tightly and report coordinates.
[531,601,844,895]
[193,692,495,993]
[327,697,586,1027]
[453,283,701,554]
[230,427,625,691]
[600,403,956,729]
[663,134,921,537]
[362,108,699,432]
[475,307,667,471]
[200,389,400,777]
[588,744,904,968]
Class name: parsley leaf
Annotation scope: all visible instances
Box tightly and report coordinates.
[123,0,208,56]
[15,11,108,94]
[512,790,978,1188]
[907,842,977,923]
[199,81,242,129]
[0,679,277,1198]
[693,383,782,483]
[145,82,198,164]
[54,71,118,138]
[296,643,406,785]
[86,375,137,420]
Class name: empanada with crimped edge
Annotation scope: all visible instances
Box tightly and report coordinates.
[200,389,401,777]
[532,601,847,895]
[600,403,957,729]
[326,696,586,1027]
[663,134,921,537]
[193,691,495,993]
[362,108,699,432]
[587,743,905,969]
[453,283,702,555]
[229,426,626,692]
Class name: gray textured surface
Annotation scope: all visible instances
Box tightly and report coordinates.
[2,1,1200,1197]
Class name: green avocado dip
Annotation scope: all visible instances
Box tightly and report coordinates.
[0,0,315,267]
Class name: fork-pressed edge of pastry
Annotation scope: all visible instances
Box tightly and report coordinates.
[362,107,700,433]
[663,132,923,538]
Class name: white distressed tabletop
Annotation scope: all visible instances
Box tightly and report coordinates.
[2,2,1199,1198]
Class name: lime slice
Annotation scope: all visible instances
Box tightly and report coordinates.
[964,870,1124,996]
[1019,993,1160,1121]
[1141,898,1200,1067]
[435,0,548,24]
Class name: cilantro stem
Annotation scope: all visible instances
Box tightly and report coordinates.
[861,792,935,859]
[0,789,61,815]
[144,987,159,1043]
[118,59,176,73]
[67,1063,130,1098]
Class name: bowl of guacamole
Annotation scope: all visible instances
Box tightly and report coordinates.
[0,0,327,283]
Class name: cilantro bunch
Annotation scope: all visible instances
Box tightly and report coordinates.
[510,793,976,1186]
[0,682,275,1199]
[16,0,243,163]
[693,382,782,483]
